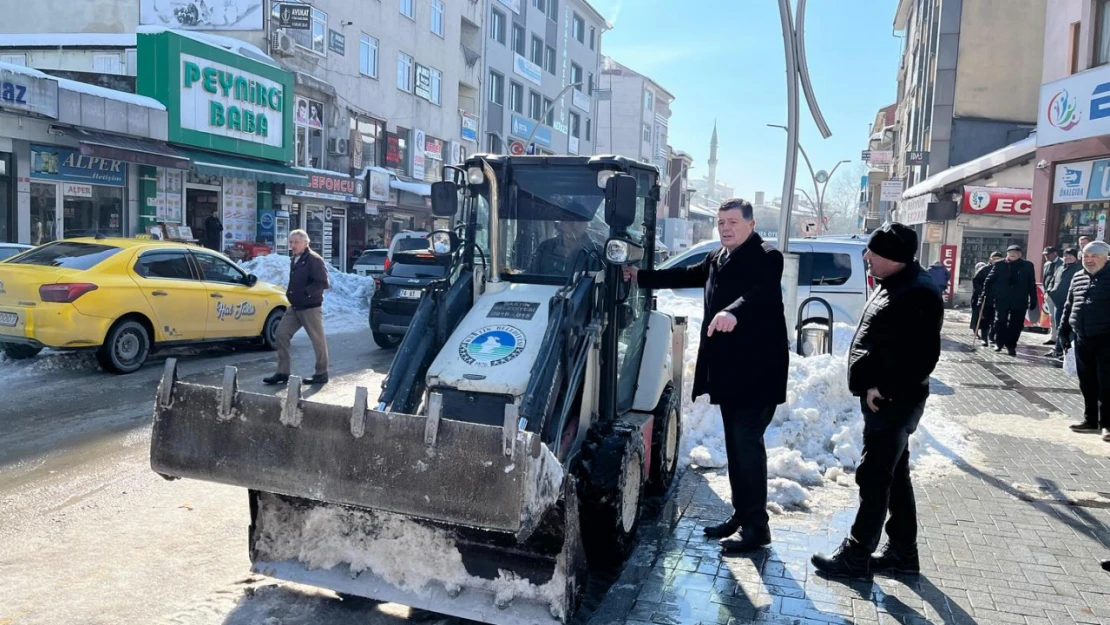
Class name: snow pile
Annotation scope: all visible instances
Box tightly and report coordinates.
[252,495,570,618]
[242,254,373,333]
[657,290,974,512]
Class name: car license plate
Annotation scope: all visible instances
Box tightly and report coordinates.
[0,312,18,327]
[399,289,422,299]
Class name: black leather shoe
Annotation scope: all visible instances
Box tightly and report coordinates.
[1007,347,1017,357]
[980,340,990,347]
[703,515,742,538]
[262,373,289,385]
[812,540,872,579]
[1070,422,1100,434]
[871,543,920,575]
[1043,338,1057,345]
[305,373,329,385]
[1101,559,1110,572]
[720,526,772,554]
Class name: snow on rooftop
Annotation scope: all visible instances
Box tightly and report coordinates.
[903,135,1036,199]
[0,61,49,79]
[55,77,166,111]
[0,33,136,47]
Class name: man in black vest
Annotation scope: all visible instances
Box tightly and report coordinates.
[625,198,788,553]
[811,223,943,578]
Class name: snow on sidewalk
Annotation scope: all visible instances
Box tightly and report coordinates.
[242,255,373,334]
[656,290,976,513]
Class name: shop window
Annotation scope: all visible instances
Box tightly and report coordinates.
[387,129,409,175]
[1096,0,1110,66]
[424,137,445,183]
[64,186,124,239]
[294,96,325,168]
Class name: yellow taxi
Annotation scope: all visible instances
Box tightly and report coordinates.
[0,238,289,374]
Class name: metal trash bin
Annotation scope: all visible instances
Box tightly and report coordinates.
[795,297,834,357]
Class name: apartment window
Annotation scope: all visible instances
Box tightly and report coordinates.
[585,118,591,141]
[1070,21,1082,75]
[294,97,325,168]
[510,81,524,114]
[359,34,379,78]
[543,98,553,125]
[1097,0,1110,66]
[487,133,503,154]
[571,64,583,90]
[491,9,506,45]
[273,2,326,56]
[398,52,414,92]
[573,13,585,43]
[529,90,542,121]
[531,36,544,66]
[587,72,594,95]
[352,116,386,168]
[534,0,545,12]
[544,45,556,74]
[546,0,558,21]
[431,0,445,37]
[489,70,505,105]
[642,123,651,143]
[400,0,415,19]
[430,68,442,105]
[569,111,581,138]
[644,90,653,111]
[589,26,595,50]
[512,23,526,56]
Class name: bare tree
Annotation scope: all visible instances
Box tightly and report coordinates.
[820,162,868,235]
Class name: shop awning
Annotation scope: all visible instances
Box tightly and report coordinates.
[902,135,1036,200]
[65,128,191,170]
[176,148,308,186]
[390,178,432,197]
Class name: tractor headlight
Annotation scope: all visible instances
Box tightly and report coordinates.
[467,167,485,185]
[606,239,631,264]
[597,169,616,189]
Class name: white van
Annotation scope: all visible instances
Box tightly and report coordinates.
[657,236,871,328]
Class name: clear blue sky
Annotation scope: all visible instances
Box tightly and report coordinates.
[589,0,902,202]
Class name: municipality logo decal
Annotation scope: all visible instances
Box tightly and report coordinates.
[968,190,991,211]
[459,325,526,367]
[1048,89,1081,131]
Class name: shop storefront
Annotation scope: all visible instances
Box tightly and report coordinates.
[283,170,366,271]
[135,29,302,254]
[28,144,127,243]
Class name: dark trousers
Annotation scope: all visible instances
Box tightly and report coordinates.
[993,307,1026,350]
[848,401,925,554]
[1053,303,1067,355]
[976,305,994,343]
[1075,335,1110,430]
[719,404,777,530]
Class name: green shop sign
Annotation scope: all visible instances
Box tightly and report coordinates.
[137,30,294,163]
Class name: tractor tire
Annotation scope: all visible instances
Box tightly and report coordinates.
[578,426,645,568]
[2,343,43,360]
[647,385,681,495]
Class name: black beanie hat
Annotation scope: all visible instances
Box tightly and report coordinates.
[867,222,917,264]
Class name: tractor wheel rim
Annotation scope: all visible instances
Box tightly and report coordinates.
[117,331,142,361]
[621,451,641,533]
[665,408,679,472]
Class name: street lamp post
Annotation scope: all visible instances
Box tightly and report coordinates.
[525,82,584,152]
[770,123,849,233]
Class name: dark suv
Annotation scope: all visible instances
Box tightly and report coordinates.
[369,251,452,349]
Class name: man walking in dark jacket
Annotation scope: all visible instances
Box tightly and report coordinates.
[264,229,331,386]
[811,223,943,578]
[1061,241,1110,439]
[625,198,788,553]
[971,252,1003,346]
[1047,248,1080,358]
[984,245,1038,356]
[203,209,224,251]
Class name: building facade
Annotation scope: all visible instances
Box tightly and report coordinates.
[594,56,673,171]
[1028,0,1110,273]
[861,103,896,232]
[481,0,606,157]
[891,0,1047,265]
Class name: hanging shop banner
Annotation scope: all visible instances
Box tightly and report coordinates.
[286,172,366,203]
[461,113,479,143]
[1050,156,1110,203]
[368,169,391,202]
[510,114,552,148]
[1038,63,1110,147]
[30,145,126,186]
[940,245,958,302]
[411,128,427,180]
[960,186,1033,216]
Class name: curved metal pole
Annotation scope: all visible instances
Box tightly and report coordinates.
[796,0,832,139]
[776,0,800,253]
[525,82,583,150]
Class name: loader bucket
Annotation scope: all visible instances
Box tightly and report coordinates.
[150,359,565,539]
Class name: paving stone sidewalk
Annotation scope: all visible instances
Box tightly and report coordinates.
[585,320,1110,625]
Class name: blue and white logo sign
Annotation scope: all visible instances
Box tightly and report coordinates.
[459,325,526,367]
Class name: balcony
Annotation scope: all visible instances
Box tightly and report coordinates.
[460,44,481,89]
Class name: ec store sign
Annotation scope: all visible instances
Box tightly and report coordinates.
[1038,63,1110,147]
[286,173,366,203]
[960,186,1032,216]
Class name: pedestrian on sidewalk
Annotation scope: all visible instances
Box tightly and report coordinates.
[983,245,1038,356]
[811,223,943,579]
[625,198,788,554]
[971,252,1003,346]
[1042,246,1063,346]
[264,230,331,386]
[1060,241,1110,439]
[1046,248,1080,358]
[927,260,951,293]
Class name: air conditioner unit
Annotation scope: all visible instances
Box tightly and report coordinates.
[271,30,295,56]
[328,138,348,155]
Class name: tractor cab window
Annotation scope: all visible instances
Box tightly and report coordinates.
[492,167,608,281]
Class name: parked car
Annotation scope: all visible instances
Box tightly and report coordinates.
[658,237,870,328]
[0,239,289,373]
[369,250,451,349]
[353,249,388,278]
[0,243,33,261]
[386,231,431,271]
